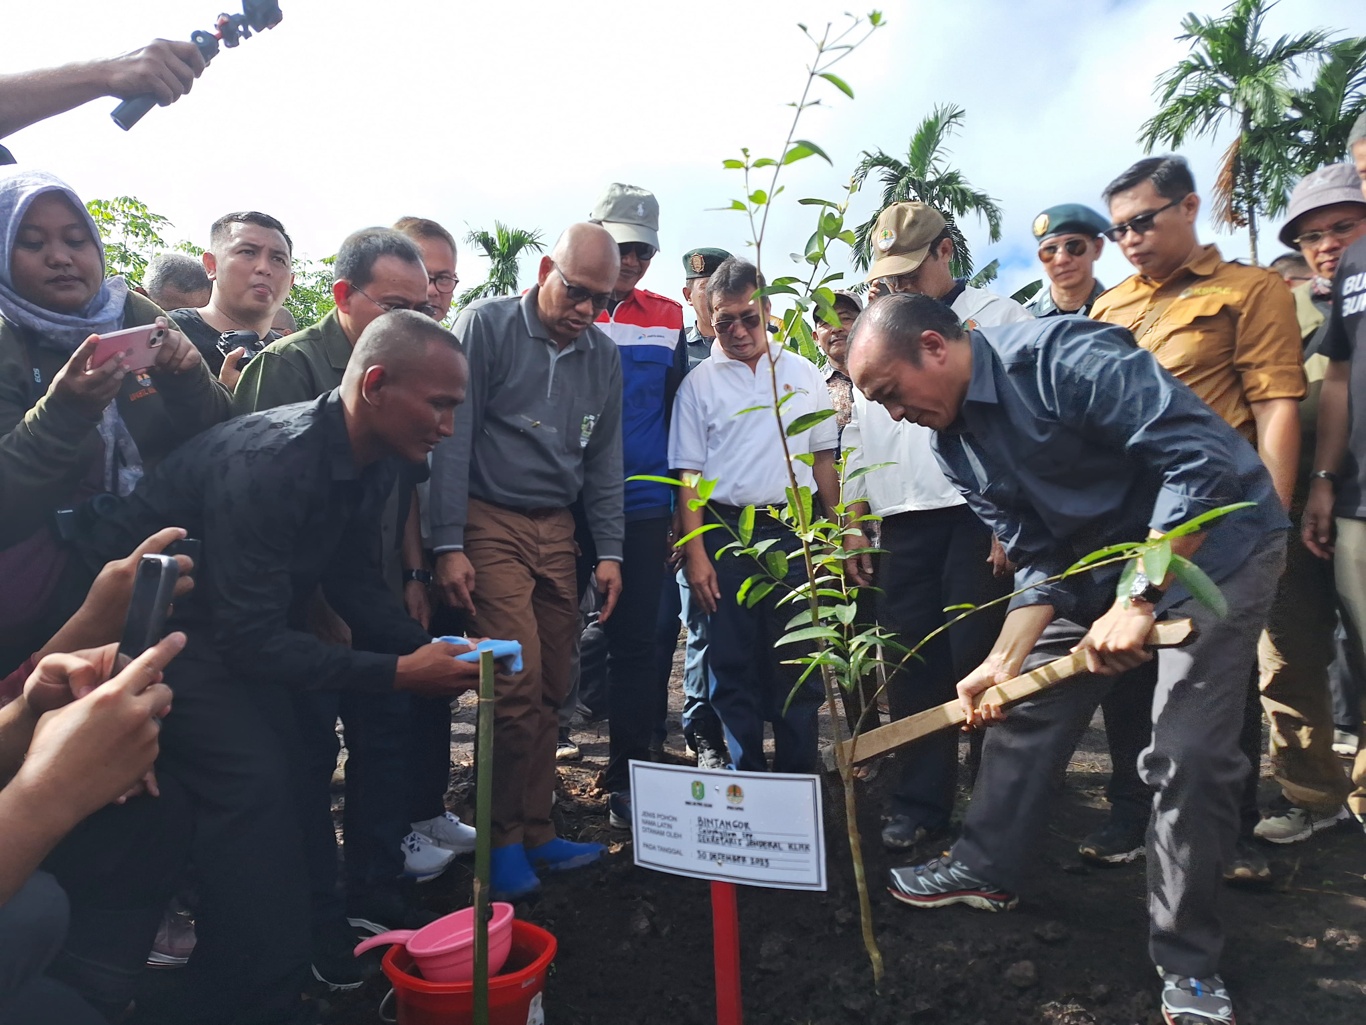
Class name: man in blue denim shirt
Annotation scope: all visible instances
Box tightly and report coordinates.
[847,294,1287,1025]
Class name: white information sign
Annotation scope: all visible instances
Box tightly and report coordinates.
[629,760,826,891]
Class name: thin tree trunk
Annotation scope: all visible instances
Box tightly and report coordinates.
[1247,204,1259,265]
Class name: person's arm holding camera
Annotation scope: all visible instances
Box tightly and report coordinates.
[0,40,206,140]
[0,634,182,906]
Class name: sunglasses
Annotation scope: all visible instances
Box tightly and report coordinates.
[1037,238,1092,262]
[618,241,657,262]
[1102,196,1187,242]
[713,311,764,335]
[552,263,612,311]
[1293,218,1366,249]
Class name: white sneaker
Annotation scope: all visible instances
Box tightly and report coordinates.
[1254,798,1350,844]
[1332,729,1359,758]
[402,830,457,883]
[412,811,477,855]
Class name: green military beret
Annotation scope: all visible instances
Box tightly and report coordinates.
[1031,204,1110,242]
[682,247,733,280]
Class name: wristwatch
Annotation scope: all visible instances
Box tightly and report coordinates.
[402,569,433,585]
[1127,569,1164,606]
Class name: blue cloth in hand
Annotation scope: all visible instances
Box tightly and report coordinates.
[435,636,524,673]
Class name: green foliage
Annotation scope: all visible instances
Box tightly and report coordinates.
[849,103,1003,277]
[1283,37,1366,173]
[285,255,336,329]
[1012,279,1045,305]
[455,222,546,312]
[967,259,1000,288]
[1138,0,1341,262]
[85,196,173,287]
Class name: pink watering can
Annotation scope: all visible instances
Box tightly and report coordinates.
[353,902,515,983]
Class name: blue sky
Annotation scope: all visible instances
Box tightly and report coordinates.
[2,0,1363,314]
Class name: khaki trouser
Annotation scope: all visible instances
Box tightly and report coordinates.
[1258,523,1354,811]
[465,498,579,847]
[1329,518,1366,818]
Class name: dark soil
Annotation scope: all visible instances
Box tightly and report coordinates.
[323,670,1366,1025]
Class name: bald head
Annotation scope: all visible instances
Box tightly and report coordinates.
[536,223,621,347]
[552,222,620,282]
[846,292,965,368]
[845,293,972,432]
[343,310,463,390]
[341,310,468,464]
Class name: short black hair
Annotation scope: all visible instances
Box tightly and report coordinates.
[1102,155,1196,205]
[847,292,965,367]
[209,210,293,256]
[1269,252,1310,274]
[143,252,208,305]
[333,228,425,290]
[705,256,766,311]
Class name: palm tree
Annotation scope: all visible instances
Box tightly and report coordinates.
[1284,36,1366,174]
[454,222,546,312]
[850,103,1002,277]
[1139,0,1330,264]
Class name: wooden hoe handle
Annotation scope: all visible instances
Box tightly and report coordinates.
[839,618,1196,767]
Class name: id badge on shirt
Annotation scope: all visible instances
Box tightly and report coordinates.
[579,414,598,449]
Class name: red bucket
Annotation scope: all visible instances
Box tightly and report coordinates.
[381,919,556,1025]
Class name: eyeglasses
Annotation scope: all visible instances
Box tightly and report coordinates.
[618,241,657,262]
[1102,195,1188,242]
[429,272,459,294]
[1037,238,1092,263]
[552,263,612,311]
[1293,218,1366,249]
[713,311,764,335]
[352,284,438,319]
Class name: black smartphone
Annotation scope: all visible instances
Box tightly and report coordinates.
[118,554,180,661]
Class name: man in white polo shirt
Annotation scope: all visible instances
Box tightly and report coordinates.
[669,257,840,772]
[844,201,1032,850]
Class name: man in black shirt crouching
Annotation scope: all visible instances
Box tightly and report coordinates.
[72,310,477,1025]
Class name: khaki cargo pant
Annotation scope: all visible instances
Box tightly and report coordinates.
[465,498,579,847]
[1258,524,1355,811]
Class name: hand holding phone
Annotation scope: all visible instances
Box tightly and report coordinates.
[118,554,181,662]
[89,324,166,373]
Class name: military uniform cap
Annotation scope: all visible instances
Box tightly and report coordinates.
[682,247,732,279]
[1032,204,1109,242]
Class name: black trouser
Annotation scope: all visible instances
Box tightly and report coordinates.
[1104,663,1261,835]
[0,874,103,1025]
[877,507,1008,830]
[593,516,671,794]
[1100,661,1161,824]
[155,650,312,1025]
[411,603,468,823]
[39,781,190,1016]
[295,689,410,934]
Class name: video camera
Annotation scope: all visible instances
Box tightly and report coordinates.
[216,329,269,368]
[111,2,284,131]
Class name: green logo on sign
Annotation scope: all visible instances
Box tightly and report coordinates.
[691,781,705,801]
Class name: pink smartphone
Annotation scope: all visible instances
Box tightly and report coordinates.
[88,324,166,372]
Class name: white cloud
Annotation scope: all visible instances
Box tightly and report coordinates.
[2,0,1362,308]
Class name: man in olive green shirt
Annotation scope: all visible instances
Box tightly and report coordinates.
[233,228,433,413]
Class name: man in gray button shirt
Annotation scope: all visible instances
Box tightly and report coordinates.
[429,222,625,900]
